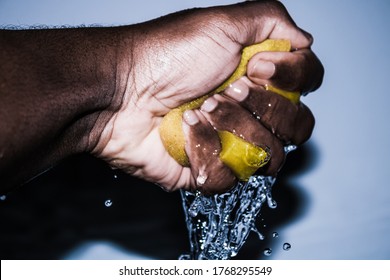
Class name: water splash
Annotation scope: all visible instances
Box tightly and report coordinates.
[180,175,276,260]
[180,145,297,260]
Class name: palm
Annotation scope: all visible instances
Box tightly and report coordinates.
[101,22,245,189]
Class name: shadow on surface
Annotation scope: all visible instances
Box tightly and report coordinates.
[0,142,319,260]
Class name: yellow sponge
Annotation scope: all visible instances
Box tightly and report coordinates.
[159,39,300,180]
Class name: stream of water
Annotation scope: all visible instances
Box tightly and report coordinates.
[179,145,296,260]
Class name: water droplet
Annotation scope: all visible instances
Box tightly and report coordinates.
[188,201,201,217]
[252,227,265,240]
[272,232,279,238]
[263,248,272,256]
[266,192,277,209]
[178,254,191,260]
[196,174,208,186]
[104,199,113,207]
[0,195,6,201]
[283,243,291,251]
[284,144,297,154]
[181,173,280,259]
[113,174,118,179]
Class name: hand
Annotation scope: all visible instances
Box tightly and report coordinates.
[91,0,324,194]
[183,76,316,194]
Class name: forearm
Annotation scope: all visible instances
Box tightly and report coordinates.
[0,27,132,191]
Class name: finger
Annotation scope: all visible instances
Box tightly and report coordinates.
[292,102,315,145]
[260,1,314,50]
[182,110,236,195]
[223,77,315,146]
[200,95,285,176]
[247,48,324,94]
[268,12,313,50]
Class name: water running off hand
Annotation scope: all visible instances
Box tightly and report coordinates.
[179,145,296,260]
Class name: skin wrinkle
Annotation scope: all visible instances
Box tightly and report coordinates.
[130,42,179,111]
[186,34,238,96]
[88,30,129,155]
[155,46,191,107]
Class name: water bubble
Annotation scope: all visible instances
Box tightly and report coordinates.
[104,199,113,207]
[272,232,279,238]
[263,248,272,256]
[0,195,6,201]
[283,243,291,251]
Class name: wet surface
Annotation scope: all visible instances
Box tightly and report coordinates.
[0,143,317,260]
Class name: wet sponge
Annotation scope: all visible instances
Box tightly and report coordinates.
[159,39,299,180]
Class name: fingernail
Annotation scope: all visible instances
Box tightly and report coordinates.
[224,79,249,102]
[249,60,275,80]
[183,110,199,126]
[200,97,218,113]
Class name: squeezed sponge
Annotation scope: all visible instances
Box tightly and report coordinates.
[159,39,300,180]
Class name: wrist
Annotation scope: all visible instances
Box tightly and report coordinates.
[0,27,134,189]
[86,26,137,156]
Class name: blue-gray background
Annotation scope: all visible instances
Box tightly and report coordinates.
[1,0,389,260]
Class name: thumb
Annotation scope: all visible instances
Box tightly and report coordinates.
[269,17,313,50]
[263,1,313,49]
[232,0,313,49]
